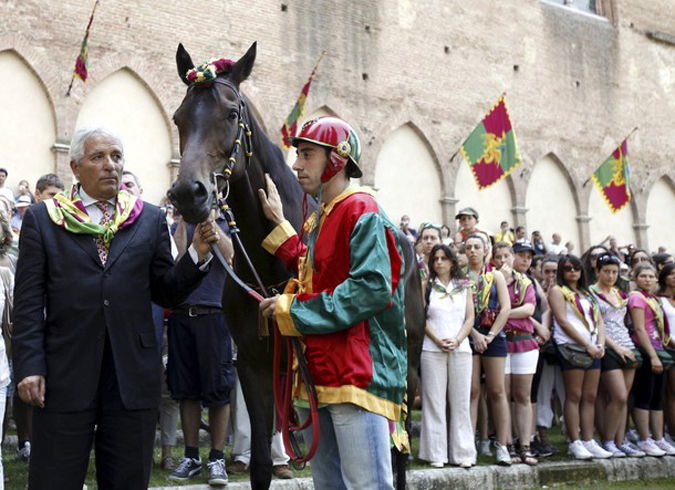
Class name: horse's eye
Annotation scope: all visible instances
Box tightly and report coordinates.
[228,110,239,121]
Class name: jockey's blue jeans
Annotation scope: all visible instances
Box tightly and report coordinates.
[297,403,394,490]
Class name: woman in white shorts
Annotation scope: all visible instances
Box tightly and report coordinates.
[492,242,539,465]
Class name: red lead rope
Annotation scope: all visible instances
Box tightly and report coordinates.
[209,243,320,465]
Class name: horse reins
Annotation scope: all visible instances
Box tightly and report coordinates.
[197,76,320,465]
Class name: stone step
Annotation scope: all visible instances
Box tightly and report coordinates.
[149,456,675,490]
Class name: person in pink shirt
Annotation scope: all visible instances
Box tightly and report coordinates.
[492,242,538,465]
[629,264,675,456]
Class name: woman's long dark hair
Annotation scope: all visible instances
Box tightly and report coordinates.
[557,254,588,291]
[427,244,464,283]
[581,245,609,285]
[659,263,675,295]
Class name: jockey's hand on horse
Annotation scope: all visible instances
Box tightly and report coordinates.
[258,174,284,226]
[260,295,280,319]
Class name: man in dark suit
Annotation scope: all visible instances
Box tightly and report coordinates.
[12,126,220,490]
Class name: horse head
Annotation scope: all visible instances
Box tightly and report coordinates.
[169,42,257,224]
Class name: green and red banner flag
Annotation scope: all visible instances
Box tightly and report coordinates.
[460,95,522,189]
[592,139,631,213]
[66,0,100,96]
[280,52,325,150]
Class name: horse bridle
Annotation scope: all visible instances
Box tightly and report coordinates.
[189,77,254,188]
[189,75,321,466]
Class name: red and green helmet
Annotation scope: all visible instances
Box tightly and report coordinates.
[291,116,363,182]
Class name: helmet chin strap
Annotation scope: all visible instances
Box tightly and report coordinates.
[308,183,323,272]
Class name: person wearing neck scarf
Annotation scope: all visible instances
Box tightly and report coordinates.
[464,234,512,466]
[590,253,641,458]
[658,263,675,447]
[493,241,539,466]
[629,264,675,456]
[12,126,219,490]
[549,254,612,460]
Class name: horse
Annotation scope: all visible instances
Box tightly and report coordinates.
[169,42,424,490]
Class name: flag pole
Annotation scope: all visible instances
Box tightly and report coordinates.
[66,0,101,96]
[449,91,507,163]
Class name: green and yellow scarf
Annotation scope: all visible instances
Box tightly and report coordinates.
[44,184,143,247]
[560,285,601,336]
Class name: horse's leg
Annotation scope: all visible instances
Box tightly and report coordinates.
[238,351,274,490]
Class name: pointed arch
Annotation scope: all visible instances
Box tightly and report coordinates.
[646,175,675,252]
[525,152,582,250]
[69,56,175,149]
[373,122,443,228]
[0,36,60,130]
[75,68,173,205]
[0,49,57,189]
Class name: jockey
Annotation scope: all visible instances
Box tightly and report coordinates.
[258,116,407,490]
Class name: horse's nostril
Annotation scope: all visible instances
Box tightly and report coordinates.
[193,181,208,200]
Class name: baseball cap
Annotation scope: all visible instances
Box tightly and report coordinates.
[512,239,534,254]
[455,207,479,219]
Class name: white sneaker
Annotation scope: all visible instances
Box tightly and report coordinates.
[429,461,444,468]
[603,441,626,458]
[626,429,639,445]
[16,441,31,462]
[478,439,492,457]
[653,438,675,456]
[494,442,512,466]
[582,439,613,459]
[664,433,675,447]
[637,438,666,457]
[568,440,593,460]
[618,442,646,458]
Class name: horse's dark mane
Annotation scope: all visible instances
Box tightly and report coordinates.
[241,96,299,200]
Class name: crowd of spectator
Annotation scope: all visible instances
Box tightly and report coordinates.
[408,208,675,468]
[0,165,671,486]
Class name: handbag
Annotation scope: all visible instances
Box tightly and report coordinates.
[557,342,593,369]
[637,346,674,370]
[656,349,674,370]
[605,346,642,370]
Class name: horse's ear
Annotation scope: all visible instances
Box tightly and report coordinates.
[230,42,257,87]
[176,43,195,86]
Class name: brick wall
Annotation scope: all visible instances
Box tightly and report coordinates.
[0,0,674,249]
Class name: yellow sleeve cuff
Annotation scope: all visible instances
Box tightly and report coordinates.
[262,220,296,255]
[275,293,301,337]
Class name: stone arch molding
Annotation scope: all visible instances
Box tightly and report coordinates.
[369,116,444,193]
[0,37,59,134]
[65,55,175,148]
[372,121,445,227]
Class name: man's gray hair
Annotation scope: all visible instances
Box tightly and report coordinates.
[122,170,142,189]
[69,126,124,166]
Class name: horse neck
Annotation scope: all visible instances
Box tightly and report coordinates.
[225,118,283,282]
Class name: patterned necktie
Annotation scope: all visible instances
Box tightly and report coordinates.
[94,201,111,266]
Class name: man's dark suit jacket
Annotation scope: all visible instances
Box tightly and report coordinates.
[12,201,206,412]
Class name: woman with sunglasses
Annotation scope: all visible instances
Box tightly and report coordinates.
[629,264,675,456]
[419,244,476,468]
[465,234,512,465]
[549,255,611,459]
[492,242,540,465]
[589,254,642,457]
[658,263,675,446]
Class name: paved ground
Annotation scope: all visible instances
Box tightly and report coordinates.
[149,454,675,489]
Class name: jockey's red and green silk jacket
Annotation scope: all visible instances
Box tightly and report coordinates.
[262,187,407,422]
